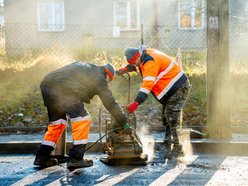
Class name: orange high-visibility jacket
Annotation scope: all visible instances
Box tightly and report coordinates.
[135,48,188,105]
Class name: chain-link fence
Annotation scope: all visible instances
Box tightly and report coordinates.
[230,16,248,74]
[3,21,246,73]
[3,24,207,57]
[229,15,248,132]
[0,15,248,132]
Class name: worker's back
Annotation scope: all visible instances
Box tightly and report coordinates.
[41,62,106,103]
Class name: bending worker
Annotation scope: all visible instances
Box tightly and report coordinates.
[34,62,131,168]
[118,45,191,159]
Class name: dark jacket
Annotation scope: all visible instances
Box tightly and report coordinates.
[41,61,127,125]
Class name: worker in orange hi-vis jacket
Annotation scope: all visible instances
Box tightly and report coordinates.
[118,45,191,160]
[34,62,132,169]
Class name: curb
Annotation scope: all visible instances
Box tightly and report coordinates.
[1,140,248,156]
[191,139,248,155]
[0,141,102,154]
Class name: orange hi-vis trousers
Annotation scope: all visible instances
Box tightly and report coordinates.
[70,115,91,145]
[42,115,91,148]
[42,119,67,148]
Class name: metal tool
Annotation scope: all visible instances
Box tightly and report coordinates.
[49,117,69,164]
[100,72,148,165]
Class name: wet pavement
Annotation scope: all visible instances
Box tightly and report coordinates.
[0,153,248,186]
[1,132,248,185]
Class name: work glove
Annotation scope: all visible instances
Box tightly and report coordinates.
[116,65,137,75]
[116,67,128,76]
[123,123,132,134]
[127,102,139,113]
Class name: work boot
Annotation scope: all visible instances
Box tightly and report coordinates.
[67,157,93,169]
[164,141,172,159]
[171,144,183,158]
[34,155,58,167]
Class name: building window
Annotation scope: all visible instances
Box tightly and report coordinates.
[231,0,248,18]
[244,0,248,17]
[0,0,4,7]
[178,0,206,29]
[37,0,65,32]
[113,0,140,30]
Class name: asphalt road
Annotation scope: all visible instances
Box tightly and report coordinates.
[0,153,248,186]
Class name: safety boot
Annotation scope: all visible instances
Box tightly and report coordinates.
[171,144,183,158]
[67,157,93,169]
[34,155,58,167]
[163,127,172,158]
[164,140,172,159]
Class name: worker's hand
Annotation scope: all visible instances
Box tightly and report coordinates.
[127,102,139,113]
[116,65,137,76]
[116,67,128,76]
[123,123,132,134]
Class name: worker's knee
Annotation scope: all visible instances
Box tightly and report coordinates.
[167,110,181,125]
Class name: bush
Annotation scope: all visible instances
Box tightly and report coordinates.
[0,49,207,127]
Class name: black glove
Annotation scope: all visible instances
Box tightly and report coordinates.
[126,64,137,72]
[123,123,132,134]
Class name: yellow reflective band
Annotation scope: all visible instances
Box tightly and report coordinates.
[70,115,91,122]
[73,139,88,145]
[139,87,150,94]
[157,71,184,100]
[50,119,67,125]
[155,60,175,84]
[143,76,156,81]
[42,140,56,147]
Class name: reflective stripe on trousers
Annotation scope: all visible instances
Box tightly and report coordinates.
[42,119,67,147]
[71,115,91,145]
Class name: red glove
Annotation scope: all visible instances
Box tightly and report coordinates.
[127,102,139,113]
[119,67,128,72]
[116,67,128,76]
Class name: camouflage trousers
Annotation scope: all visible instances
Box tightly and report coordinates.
[162,79,191,156]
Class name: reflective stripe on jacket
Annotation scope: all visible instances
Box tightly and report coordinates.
[136,48,187,104]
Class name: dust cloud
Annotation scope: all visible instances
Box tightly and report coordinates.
[178,128,193,161]
[138,125,155,162]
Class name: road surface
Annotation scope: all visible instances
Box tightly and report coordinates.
[0,153,247,186]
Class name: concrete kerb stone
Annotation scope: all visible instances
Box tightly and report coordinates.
[1,140,248,155]
[1,127,248,155]
[191,139,248,155]
[0,141,103,154]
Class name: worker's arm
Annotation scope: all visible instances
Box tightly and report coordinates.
[97,81,127,125]
[128,61,159,112]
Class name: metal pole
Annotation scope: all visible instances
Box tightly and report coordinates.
[141,23,144,45]
[50,119,68,163]
[50,129,66,157]
[152,0,158,48]
[207,0,231,138]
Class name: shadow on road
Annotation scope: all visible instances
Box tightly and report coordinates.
[0,154,234,185]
